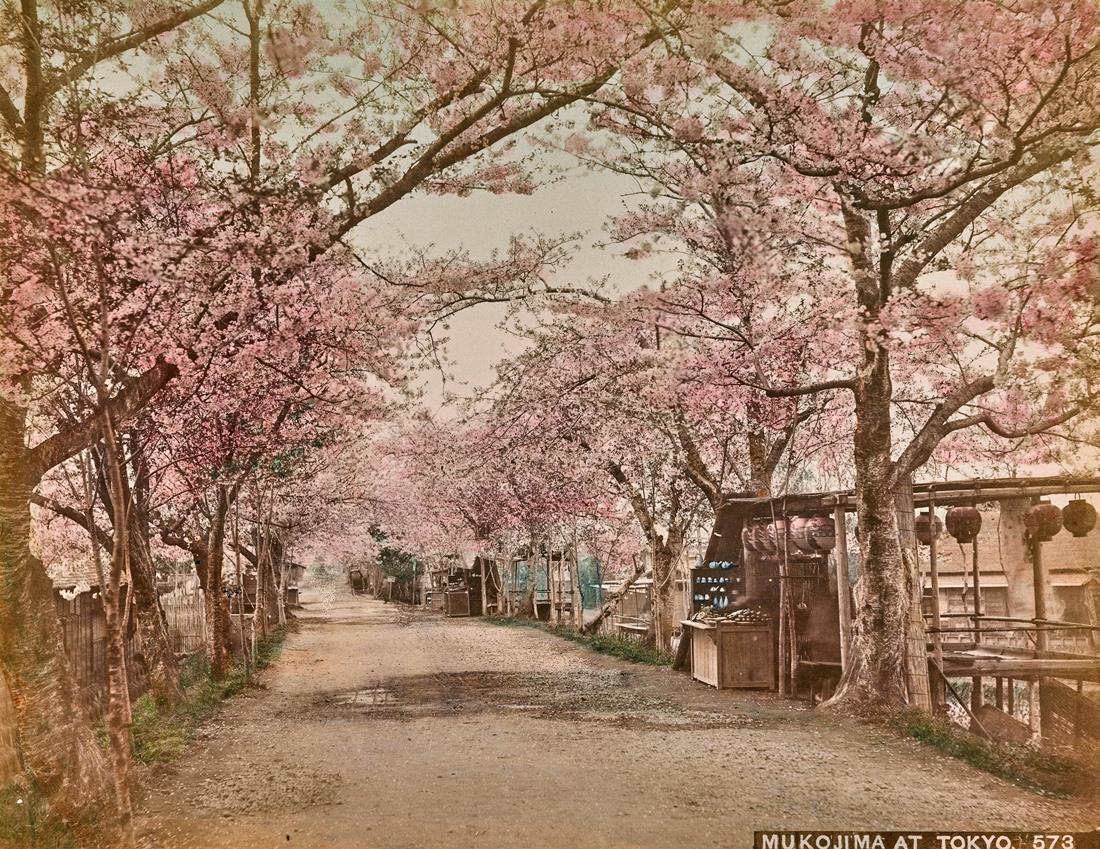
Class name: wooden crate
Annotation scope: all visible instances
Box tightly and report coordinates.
[683,620,774,689]
[445,590,471,616]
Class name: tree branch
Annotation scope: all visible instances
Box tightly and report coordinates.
[45,0,228,96]
[27,358,179,480]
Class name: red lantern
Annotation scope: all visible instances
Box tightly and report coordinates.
[789,516,816,553]
[1062,500,1096,538]
[915,513,943,546]
[806,516,836,552]
[1024,503,1062,542]
[945,506,982,543]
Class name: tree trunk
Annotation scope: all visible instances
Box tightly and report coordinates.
[126,518,179,702]
[826,297,910,710]
[203,491,233,679]
[650,543,679,652]
[894,478,932,712]
[252,521,269,642]
[126,442,180,702]
[99,417,138,846]
[518,538,537,618]
[0,401,110,821]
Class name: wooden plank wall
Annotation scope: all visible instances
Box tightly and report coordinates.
[55,588,147,718]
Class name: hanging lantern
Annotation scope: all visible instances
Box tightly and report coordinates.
[1024,503,1062,542]
[806,516,836,552]
[789,516,817,553]
[741,526,758,553]
[945,506,982,543]
[914,513,943,546]
[765,519,788,552]
[754,521,776,553]
[1062,500,1096,538]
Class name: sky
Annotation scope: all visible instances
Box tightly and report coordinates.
[351,156,680,408]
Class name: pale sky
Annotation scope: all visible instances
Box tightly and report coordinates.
[351,158,680,408]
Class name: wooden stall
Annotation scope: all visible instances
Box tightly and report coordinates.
[683,618,774,689]
[442,555,500,617]
[694,475,1100,749]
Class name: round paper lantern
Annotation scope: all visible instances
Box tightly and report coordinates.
[754,522,776,553]
[805,516,836,552]
[789,516,817,553]
[1062,500,1096,538]
[945,506,982,543]
[1024,503,1062,542]
[914,513,943,546]
[741,525,757,552]
[765,519,787,552]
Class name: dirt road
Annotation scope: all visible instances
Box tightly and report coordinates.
[136,588,1097,849]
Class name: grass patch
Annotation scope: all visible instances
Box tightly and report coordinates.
[131,627,287,765]
[485,616,672,666]
[0,782,75,849]
[893,710,1098,798]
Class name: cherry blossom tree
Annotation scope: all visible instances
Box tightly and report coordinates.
[1,0,688,823]
[582,0,1100,709]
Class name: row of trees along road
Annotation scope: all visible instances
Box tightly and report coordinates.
[378,0,1100,714]
[5,0,1100,842]
[0,0,688,841]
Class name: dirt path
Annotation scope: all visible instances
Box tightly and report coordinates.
[135,588,1097,849]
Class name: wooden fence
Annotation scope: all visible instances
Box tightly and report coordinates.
[55,588,146,717]
[161,586,207,654]
[0,583,211,785]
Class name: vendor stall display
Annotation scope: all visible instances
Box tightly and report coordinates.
[689,560,743,614]
[682,607,773,689]
[444,570,483,617]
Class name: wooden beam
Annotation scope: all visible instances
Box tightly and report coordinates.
[941,658,1100,680]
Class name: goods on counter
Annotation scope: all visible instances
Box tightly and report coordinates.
[689,605,770,624]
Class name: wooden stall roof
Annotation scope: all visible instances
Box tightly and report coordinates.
[704,475,1100,565]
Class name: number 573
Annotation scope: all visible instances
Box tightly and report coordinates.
[1033,836,1074,849]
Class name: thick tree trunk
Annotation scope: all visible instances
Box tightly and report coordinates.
[0,401,110,821]
[127,444,180,702]
[125,512,179,702]
[826,309,910,710]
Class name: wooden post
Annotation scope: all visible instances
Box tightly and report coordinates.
[928,503,945,712]
[833,501,851,673]
[1032,536,1049,652]
[479,556,488,617]
[1027,678,1041,743]
[1007,677,1015,716]
[995,677,1004,710]
[971,537,984,711]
